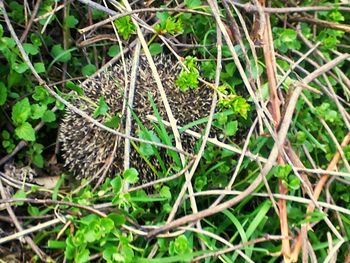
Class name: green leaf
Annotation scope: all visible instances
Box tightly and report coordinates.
[33,153,44,168]
[344,146,350,160]
[33,143,44,153]
[274,164,292,180]
[108,213,126,226]
[201,61,216,80]
[80,214,99,225]
[299,211,326,224]
[23,43,39,55]
[32,86,49,101]
[66,81,84,96]
[82,64,97,76]
[42,110,56,123]
[138,130,161,157]
[2,130,10,140]
[34,62,46,73]
[103,246,119,262]
[13,189,26,205]
[281,29,297,42]
[108,45,121,57]
[324,110,338,123]
[12,98,31,125]
[222,210,248,258]
[100,217,115,234]
[185,0,202,8]
[93,96,109,118]
[176,70,199,91]
[121,245,134,262]
[225,121,238,136]
[92,9,107,20]
[12,62,29,74]
[48,240,66,249]
[160,186,171,199]
[149,43,163,56]
[164,17,183,35]
[296,131,306,143]
[157,11,169,24]
[225,62,236,75]
[0,82,7,105]
[83,225,98,243]
[65,15,79,28]
[30,33,42,47]
[7,72,21,88]
[110,176,122,193]
[194,175,207,191]
[123,168,139,184]
[273,28,301,53]
[233,96,250,119]
[28,205,40,216]
[246,200,271,239]
[9,1,24,23]
[114,16,136,40]
[130,196,167,202]
[51,44,72,63]
[15,122,36,141]
[288,175,300,190]
[104,114,120,128]
[65,237,75,259]
[31,104,47,119]
[1,37,16,48]
[3,140,10,148]
[75,248,89,263]
[173,235,191,255]
[247,59,263,79]
[0,24,3,38]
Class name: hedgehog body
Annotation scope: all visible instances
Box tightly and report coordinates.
[59,55,214,184]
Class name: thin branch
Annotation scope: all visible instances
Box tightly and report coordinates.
[291,131,350,261]
[0,218,62,245]
[0,198,108,217]
[128,160,194,192]
[231,2,350,13]
[123,42,141,190]
[191,235,286,262]
[0,180,47,260]
[79,7,212,34]
[166,17,220,224]
[192,190,350,217]
[20,0,42,42]
[146,115,267,163]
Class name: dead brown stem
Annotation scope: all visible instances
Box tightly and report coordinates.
[291,132,350,262]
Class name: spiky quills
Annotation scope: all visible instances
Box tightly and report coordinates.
[59,55,214,184]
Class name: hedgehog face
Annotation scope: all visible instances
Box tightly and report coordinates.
[59,55,215,184]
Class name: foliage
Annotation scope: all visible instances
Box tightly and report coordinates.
[114,16,136,40]
[0,0,349,262]
[175,56,199,91]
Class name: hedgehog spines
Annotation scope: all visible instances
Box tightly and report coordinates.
[59,55,214,184]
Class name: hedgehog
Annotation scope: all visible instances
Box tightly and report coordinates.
[59,55,215,185]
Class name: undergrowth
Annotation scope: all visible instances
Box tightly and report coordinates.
[0,0,350,262]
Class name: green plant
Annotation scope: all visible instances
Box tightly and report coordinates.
[114,16,136,40]
[1,0,350,262]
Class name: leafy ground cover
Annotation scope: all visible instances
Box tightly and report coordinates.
[0,0,350,262]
